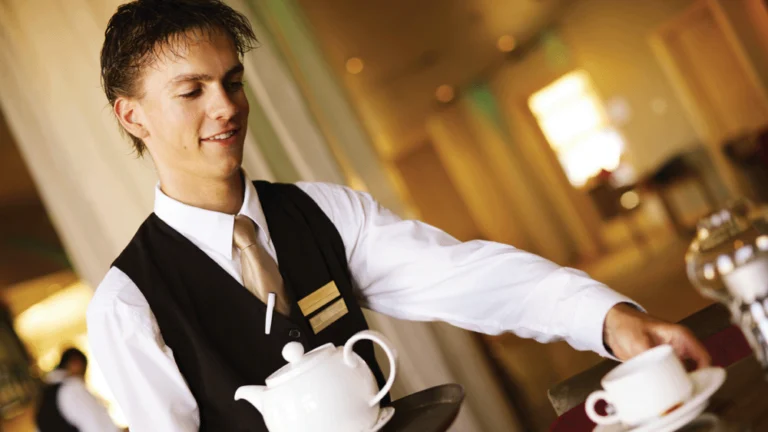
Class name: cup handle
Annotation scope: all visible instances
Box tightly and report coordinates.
[585,390,620,425]
[343,330,397,408]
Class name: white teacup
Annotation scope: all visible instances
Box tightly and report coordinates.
[585,344,693,426]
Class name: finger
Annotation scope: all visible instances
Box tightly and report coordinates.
[681,335,712,369]
[664,325,712,369]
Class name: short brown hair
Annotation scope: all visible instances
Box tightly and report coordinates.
[58,347,87,370]
[100,0,257,155]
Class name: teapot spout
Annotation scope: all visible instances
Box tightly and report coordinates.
[234,385,267,412]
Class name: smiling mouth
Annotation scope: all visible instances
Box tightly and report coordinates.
[202,129,239,141]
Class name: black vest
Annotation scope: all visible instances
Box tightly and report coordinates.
[36,383,79,432]
[113,181,386,431]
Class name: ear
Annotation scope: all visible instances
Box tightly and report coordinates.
[114,97,149,140]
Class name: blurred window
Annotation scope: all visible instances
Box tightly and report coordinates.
[529,70,626,187]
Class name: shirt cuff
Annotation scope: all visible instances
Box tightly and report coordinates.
[572,285,644,359]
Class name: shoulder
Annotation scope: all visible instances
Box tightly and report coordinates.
[294,181,369,201]
[87,267,155,334]
[58,376,88,396]
[56,376,99,413]
[294,181,376,218]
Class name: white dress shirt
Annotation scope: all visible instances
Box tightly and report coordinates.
[87,177,636,431]
[40,369,119,432]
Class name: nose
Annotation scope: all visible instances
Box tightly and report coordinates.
[208,85,239,121]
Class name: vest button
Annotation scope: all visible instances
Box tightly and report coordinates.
[288,329,301,339]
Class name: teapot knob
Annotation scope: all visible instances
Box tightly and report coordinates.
[282,342,305,364]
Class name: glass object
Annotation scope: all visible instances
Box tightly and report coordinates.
[686,199,768,375]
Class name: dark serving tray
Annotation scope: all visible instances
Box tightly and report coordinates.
[383,384,465,432]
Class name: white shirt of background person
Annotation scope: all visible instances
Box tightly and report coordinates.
[38,368,120,432]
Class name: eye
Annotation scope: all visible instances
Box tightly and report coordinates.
[227,81,244,92]
[180,88,201,99]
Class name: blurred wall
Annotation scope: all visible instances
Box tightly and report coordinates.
[717,0,768,90]
[561,0,704,176]
[0,0,163,285]
[426,92,601,264]
[491,0,700,180]
[0,114,39,207]
[493,0,768,180]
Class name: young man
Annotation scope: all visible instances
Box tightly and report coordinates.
[87,1,711,431]
[36,348,120,432]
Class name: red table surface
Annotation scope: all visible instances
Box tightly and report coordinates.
[549,325,753,432]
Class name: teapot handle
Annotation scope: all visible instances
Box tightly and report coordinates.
[343,330,397,408]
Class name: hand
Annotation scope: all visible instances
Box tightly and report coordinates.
[603,303,711,369]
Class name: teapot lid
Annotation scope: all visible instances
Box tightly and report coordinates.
[265,342,335,387]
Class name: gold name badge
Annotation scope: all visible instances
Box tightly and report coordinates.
[298,280,341,316]
[298,281,348,333]
[309,298,349,334]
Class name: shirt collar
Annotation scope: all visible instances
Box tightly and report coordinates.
[153,173,270,260]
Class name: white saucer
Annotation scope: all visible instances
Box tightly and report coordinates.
[594,367,726,432]
[366,407,395,432]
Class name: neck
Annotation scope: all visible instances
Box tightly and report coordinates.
[159,169,245,215]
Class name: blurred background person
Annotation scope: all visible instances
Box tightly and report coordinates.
[35,348,119,432]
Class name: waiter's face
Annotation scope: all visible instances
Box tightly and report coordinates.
[123,28,249,181]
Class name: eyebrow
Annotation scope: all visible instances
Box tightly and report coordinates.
[169,63,245,86]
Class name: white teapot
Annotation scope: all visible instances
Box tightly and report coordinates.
[235,330,397,432]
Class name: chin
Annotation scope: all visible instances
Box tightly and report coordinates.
[210,146,244,169]
[220,157,244,178]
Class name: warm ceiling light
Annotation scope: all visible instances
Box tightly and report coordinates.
[620,190,640,210]
[435,85,455,103]
[497,35,517,53]
[346,57,364,74]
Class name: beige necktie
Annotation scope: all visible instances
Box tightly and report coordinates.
[233,215,291,315]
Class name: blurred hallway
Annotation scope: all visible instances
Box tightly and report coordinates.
[0,0,766,431]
